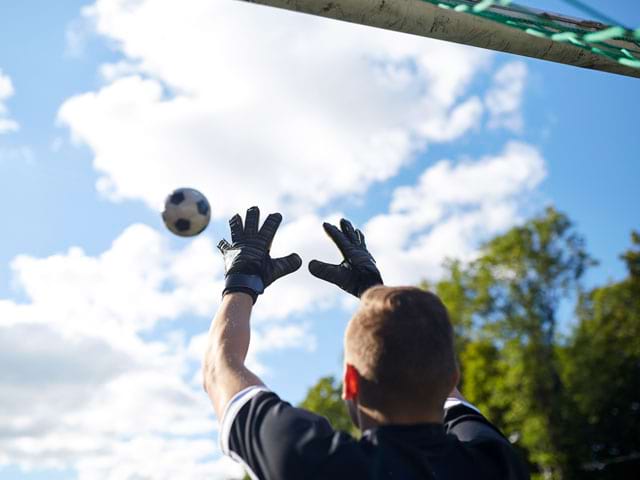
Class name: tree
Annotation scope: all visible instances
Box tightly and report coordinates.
[559,232,640,478]
[435,207,594,478]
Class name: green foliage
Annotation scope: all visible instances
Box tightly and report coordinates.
[457,338,507,425]
[558,231,640,478]
[431,210,640,479]
[436,208,593,477]
[299,376,358,436]
[435,207,594,477]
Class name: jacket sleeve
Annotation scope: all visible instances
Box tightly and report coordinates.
[220,386,346,480]
[443,399,530,480]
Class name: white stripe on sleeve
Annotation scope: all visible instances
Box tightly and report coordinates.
[219,385,271,456]
[444,397,482,415]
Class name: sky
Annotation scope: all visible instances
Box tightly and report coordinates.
[0,0,638,479]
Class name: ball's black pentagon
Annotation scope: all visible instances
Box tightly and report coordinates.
[175,218,191,232]
[197,199,209,216]
[169,191,186,205]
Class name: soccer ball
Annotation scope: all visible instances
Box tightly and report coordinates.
[162,188,211,237]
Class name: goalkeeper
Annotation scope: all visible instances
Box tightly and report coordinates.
[203,206,529,480]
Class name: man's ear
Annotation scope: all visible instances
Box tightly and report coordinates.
[342,363,360,401]
[447,366,461,397]
[453,366,460,388]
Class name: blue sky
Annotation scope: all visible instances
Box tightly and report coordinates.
[0,1,638,479]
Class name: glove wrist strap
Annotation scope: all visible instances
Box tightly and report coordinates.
[223,274,265,304]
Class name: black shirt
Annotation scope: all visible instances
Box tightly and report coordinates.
[221,386,529,480]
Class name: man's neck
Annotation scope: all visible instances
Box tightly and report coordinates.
[357,406,443,430]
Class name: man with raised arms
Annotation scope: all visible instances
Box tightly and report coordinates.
[203,206,529,480]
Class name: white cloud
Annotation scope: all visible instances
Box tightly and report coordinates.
[65,14,94,58]
[485,61,528,132]
[0,68,19,134]
[246,322,316,375]
[365,141,546,284]
[418,96,483,141]
[3,224,222,337]
[0,70,14,99]
[212,141,545,319]
[0,323,225,477]
[188,320,316,377]
[57,0,492,217]
[0,223,312,478]
[75,438,242,480]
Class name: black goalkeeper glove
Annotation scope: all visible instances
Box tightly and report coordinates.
[308,219,383,298]
[218,206,302,303]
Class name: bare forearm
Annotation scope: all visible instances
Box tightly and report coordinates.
[210,292,253,365]
[203,292,262,417]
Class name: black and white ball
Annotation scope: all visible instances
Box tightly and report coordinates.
[162,188,211,237]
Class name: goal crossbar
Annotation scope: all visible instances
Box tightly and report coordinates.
[236,0,640,79]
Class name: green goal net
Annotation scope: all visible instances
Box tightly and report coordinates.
[424,0,640,70]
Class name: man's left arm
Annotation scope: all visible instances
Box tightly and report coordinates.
[444,387,530,480]
[202,206,302,418]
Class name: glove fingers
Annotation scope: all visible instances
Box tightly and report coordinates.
[259,213,283,248]
[308,260,347,288]
[340,218,359,244]
[272,253,302,281]
[229,214,244,242]
[244,206,260,236]
[217,239,232,254]
[355,228,367,248]
[322,222,352,259]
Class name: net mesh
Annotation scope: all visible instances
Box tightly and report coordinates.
[420,0,640,69]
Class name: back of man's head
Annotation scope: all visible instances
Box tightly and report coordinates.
[345,286,458,417]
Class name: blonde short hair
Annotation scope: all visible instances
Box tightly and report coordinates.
[345,286,457,411]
